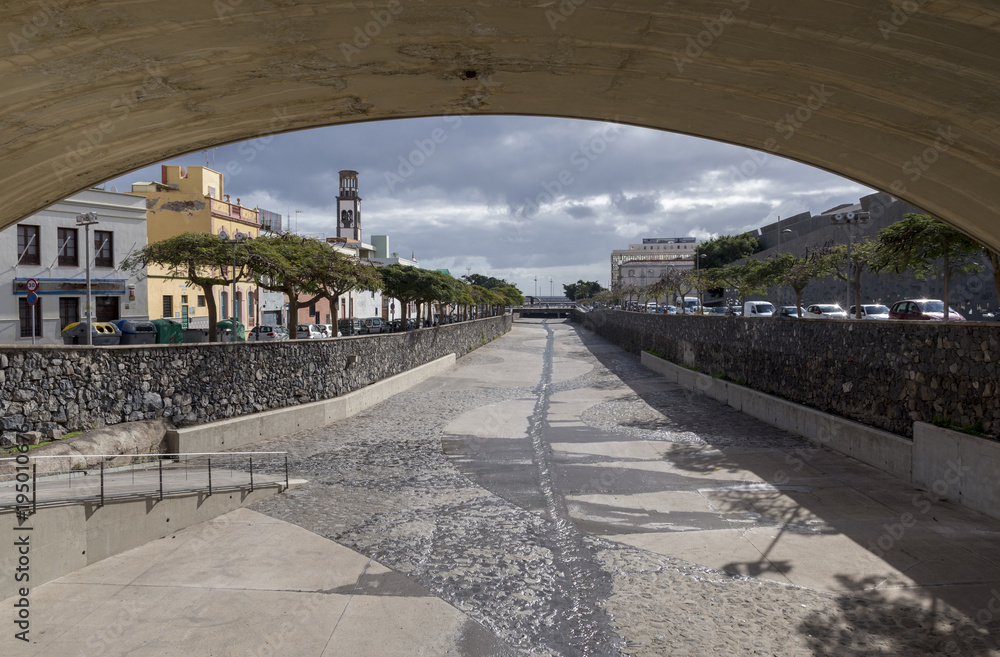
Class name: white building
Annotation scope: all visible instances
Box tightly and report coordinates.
[0,190,149,344]
[611,237,699,288]
[369,234,420,321]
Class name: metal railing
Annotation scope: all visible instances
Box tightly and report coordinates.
[0,451,289,519]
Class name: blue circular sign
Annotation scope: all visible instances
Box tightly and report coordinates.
[26,291,38,305]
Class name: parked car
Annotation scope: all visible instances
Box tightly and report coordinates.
[778,306,806,318]
[726,306,742,316]
[337,318,364,336]
[664,305,677,315]
[360,317,388,334]
[849,304,890,320]
[743,301,776,317]
[804,304,848,319]
[705,306,729,316]
[316,323,336,338]
[296,323,324,339]
[247,325,289,341]
[889,299,966,321]
[387,318,415,332]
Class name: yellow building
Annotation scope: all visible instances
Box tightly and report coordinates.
[131,166,260,329]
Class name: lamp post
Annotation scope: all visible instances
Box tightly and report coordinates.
[75,212,100,345]
[695,252,707,311]
[778,226,792,306]
[831,211,869,316]
[219,228,249,341]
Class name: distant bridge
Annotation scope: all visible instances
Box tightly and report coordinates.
[513,304,576,319]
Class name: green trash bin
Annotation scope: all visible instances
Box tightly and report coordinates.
[151,318,184,344]
[216,319,245,342]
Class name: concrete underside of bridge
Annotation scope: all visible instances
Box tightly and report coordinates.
[1,1,999,249]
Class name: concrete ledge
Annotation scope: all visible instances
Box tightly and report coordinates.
[640,351,913,481]
[913,421,1000,521]
[166,353,457,454]
[0,483,287,601]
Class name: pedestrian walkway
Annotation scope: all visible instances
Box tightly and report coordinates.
[0,508,514,656]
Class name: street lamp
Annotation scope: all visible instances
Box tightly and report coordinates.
[75,212,100,345]
[779,226,792,306]
[831,211,869,316]
[695,252,707,311]
[219,228,250,341]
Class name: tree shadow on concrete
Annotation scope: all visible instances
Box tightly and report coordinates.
[799,575,1000,657]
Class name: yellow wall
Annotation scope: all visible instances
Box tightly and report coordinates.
[136,165,261,328]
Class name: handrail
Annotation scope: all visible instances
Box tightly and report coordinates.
[0,451,289,519]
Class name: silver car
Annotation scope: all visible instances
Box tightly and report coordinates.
[805,304,848,319]
[296,323,324,339]
[247,325,289,341]
[849,304,890,320]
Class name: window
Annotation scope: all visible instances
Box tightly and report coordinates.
[234,291,242,321]
[628,269,635,277]
[207,186,217,199]
[197,295,206,308]
[59,297,79,330]
[220,291,228,319]
[181,295,189,304]
[94,231,113,268]
[58,228,78,266]
[162,295,173,318]
[17,225,40,265]
[95,297,119,322]
[19,298,42,338]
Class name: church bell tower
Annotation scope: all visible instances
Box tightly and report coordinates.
[336,170,362,241]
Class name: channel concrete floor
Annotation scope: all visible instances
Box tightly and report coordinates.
[3,318,1000,656]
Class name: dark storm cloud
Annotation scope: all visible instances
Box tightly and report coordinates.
[103,115,875,294]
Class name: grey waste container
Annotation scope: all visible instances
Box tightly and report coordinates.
[61,321,121,346]
[182,328,209,343]
[113,319,157,345]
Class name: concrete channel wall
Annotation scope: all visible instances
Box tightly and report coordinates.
[0,315,512,443]
[0,484,285,601]
[574,309,1000,438]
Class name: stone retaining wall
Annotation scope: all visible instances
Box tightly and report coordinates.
[0,315,512,443]
[574,310,999,438]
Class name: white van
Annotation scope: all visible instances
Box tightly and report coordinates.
[743,301,776,317]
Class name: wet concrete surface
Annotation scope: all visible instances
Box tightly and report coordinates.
[250,319,1000,656]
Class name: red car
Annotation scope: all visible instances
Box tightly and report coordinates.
[888,299,965,321]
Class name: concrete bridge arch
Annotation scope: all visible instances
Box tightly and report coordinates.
[2,1,999,250]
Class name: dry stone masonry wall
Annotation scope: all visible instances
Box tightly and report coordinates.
[574,310,999,438]
[0,315,512,444]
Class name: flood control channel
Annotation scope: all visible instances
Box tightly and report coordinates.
[250,318,1000,657]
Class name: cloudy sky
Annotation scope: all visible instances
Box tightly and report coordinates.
[103,116,874,297]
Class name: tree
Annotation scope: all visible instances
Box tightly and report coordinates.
[654,267,695,312]
[462,273,513,289]
[310,250,384,326]
[246,234,326,334]
[696,234,763,269]
[379,264,425,325]
[766,251,832,315]
[705,260,770,306]
[564,280,606,301]
[875,213,984,321]
[122,232,248,342]
[810,237,880,318]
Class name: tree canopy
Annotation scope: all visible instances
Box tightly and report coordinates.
[563,280,606,301]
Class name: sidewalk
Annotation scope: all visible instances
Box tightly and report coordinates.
[0,508,514,656]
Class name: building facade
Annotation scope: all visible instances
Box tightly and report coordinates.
[0,189,149,344]
[131,166,261,329]
[742,193,999,317]
[611,237,699,289]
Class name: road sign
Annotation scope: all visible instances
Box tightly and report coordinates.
[25,278,38,292]
[26,291,38,305]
